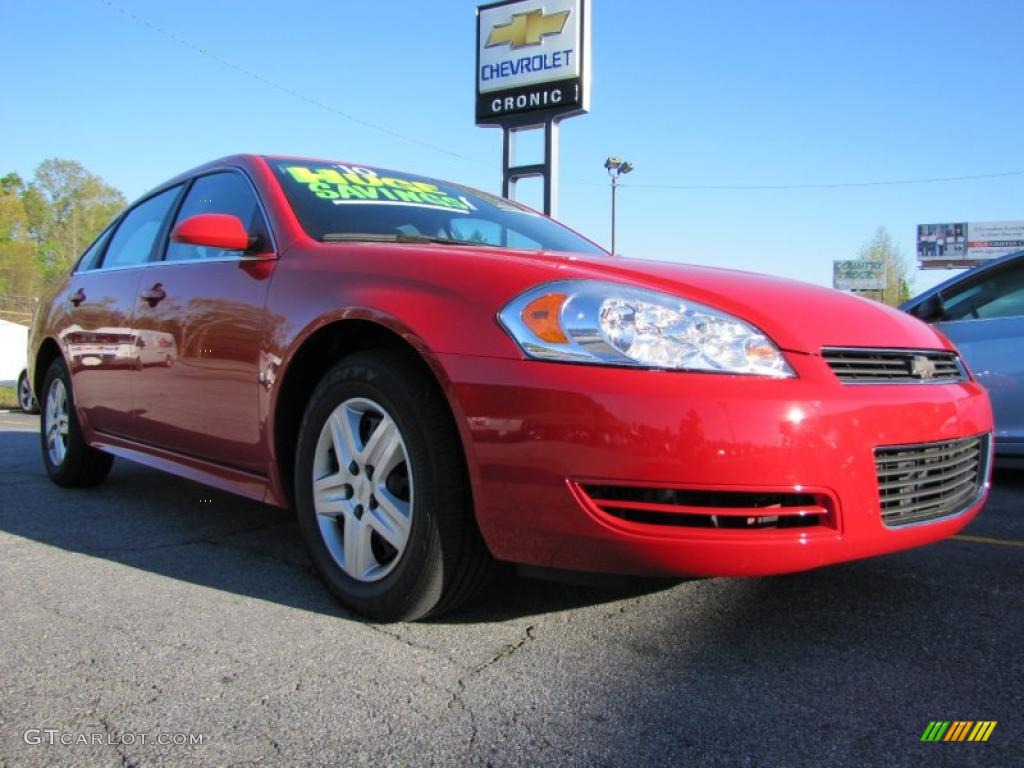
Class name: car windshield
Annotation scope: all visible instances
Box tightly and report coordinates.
[269,159,605,254]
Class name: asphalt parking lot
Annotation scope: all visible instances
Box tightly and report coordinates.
[1,410,1020,768]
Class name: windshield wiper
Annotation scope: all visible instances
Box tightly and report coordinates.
[320,232,484,246]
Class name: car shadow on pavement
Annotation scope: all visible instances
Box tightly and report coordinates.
[549,553,1024,767]
[0,429,667,623]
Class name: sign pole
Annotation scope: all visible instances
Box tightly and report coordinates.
[499,116,561,217]
[610,171,617,254]
[544,118,559,217]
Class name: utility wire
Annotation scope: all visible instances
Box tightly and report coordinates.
[98,1,487,166]
[615,169,1024,191]
[97,2,1022,194]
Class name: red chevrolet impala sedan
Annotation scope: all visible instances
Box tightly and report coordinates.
[28,155,993,620]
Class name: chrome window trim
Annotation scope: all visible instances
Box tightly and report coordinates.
[821,346,967,385]
[75,253,276,274]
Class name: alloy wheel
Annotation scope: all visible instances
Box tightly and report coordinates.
[311,397,414,582]
[19,374,36,412]
[45,378,69,466]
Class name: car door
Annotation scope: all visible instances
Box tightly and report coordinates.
[63,186,184,438]
[129,170,276,472]
[934,260,1024,454]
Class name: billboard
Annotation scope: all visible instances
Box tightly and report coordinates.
[833,260,887,291]
[917,220,1024,269]
[476,0,590,125]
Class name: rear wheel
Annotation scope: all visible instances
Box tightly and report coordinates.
[294,350,492,621]
[40,358,113,487]
[17,369,38,414]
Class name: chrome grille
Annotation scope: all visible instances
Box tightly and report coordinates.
[875,435,989,527]
[823,348,965,383]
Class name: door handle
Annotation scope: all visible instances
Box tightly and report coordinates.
[140,283,166,306]
[70,288,86,307]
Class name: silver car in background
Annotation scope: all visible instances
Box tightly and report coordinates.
[903,250,1024,462]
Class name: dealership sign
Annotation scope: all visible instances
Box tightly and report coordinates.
[476,0,590,124]
[833,260,887,291]
[917,220,1024,269]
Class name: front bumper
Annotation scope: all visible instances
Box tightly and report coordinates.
[439,349,993,577]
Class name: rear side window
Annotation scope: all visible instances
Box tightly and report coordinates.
[101,186,183,269]
[165,172,270,262]
[76,224,115,272]
[942,263,1024,321]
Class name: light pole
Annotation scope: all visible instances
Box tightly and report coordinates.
[604,156,633,255]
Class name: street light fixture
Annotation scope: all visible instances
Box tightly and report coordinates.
[605,156,633,255]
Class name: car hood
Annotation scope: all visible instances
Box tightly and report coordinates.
[482,249,954,355]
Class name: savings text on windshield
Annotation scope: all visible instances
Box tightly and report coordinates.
[284,165,476,213]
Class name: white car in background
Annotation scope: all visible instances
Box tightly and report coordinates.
[17,368,39,413]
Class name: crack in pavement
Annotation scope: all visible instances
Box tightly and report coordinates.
[445,678,478,762]
[83,520,294,556]
[26,598,259,672]
[472,624,536,676]
[66,518,322,577]
[201,534,314,574]
[362,624,464,666]
[99,715,139,768]
[431,624,539,763]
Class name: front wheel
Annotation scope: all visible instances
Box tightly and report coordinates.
[294,351,492,621]
[17,369,39,414]
[40,358,113,487]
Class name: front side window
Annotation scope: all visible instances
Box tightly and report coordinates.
[942,262,1024,321]
[166,172,270,262]
[100,186,183,269]
[270,160,605,255]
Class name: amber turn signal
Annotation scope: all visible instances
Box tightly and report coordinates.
[521,293,569,343]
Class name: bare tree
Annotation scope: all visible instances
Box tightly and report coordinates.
[859,226,912,306]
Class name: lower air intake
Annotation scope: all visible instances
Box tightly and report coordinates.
[578,484,832,530]
[875,434,990,527]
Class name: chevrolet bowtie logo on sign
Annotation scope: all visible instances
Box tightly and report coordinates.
[920,721,997,742]
[486,9,570,49]
[476,0,590,125]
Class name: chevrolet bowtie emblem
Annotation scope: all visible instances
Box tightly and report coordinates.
[909,355,937,379]
[487,9,570,49]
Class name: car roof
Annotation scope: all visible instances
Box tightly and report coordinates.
[158,154,259,187]
[149,154,477,200]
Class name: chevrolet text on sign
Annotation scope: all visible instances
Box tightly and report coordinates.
[476,0,590,124]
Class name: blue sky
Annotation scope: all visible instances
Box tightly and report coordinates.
[3,0,1022,292]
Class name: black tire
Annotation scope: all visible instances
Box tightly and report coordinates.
[294,350,493,621]
[18,369,39,414]
[40,358,114,487]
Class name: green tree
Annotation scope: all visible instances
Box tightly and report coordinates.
[0,185,40,323]
[24,159,125,277]
[0,160,125,322]
[1,172,25,195]
[859,226,912,306]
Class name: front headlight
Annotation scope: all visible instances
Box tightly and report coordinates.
[498,280,795,377]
